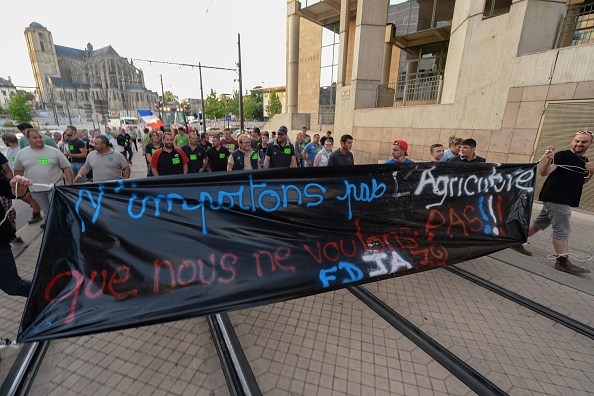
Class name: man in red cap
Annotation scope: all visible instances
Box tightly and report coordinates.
[385,140,414,164]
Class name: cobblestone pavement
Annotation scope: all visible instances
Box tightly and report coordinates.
[1,156,592,395]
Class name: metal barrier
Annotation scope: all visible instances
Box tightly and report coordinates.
[318,105,335,125]
[556,2,594,48]
[376,75,443,108]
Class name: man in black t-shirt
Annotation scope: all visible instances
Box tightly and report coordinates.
[199,132,212,151]
[181,133,207,173]
[149,132,189,176]
[64,126,88,181]
[203,136,230,172]
[327,134,354,167]
[510,130,594,275]
[264,126,296,169]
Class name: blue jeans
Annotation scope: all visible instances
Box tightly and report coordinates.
[71,162,85,182]
[0,243,31,297]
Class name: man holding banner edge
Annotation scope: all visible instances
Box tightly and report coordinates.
[511,130,593,275]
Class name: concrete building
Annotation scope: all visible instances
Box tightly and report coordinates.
[24,22,158,122]
[277,0,594,211]
[0,76,17,108]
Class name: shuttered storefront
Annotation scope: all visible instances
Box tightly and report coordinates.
[532,100,594,214]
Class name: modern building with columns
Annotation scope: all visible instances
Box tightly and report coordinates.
[281,0,594,208]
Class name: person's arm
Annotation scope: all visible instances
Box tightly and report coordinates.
[62,166,74,185]
[9,175,33,198]
[200,158,209,173]
[290,155,297,168]
[301,148,310,165]
[69,146,88,160]
[1,163,13,179]
[123,166,131,179]
[73,165,91,183]
[538,146,557,177]
[313,152,322,167]
[584,162,594,184]
[264,156,270,169]
[227,153,235,171]
[151,166,160,176]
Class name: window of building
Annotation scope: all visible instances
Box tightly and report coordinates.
[483,0,513,19]
[38,33,45,52]
[392,0,455,36]
[318,21,339,125]
[556,2,594,47]
[379,41,448,107]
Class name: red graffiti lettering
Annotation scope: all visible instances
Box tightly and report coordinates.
[108,266,138,298]
[254,247,294,276]
[463,205,483,233]
[323,242,340,261]
[44,270,85,323]
[45,266,137,323]
[447,207,469,237]
[219,253,238,283]
[178,260,197,287]
[85,270,107,298]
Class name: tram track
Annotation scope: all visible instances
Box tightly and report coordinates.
[445,264,594,340]
[2,244,592,394]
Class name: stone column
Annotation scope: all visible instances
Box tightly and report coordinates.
[287,0,301,114]
[350,0,390,109]
[380,24,395,85]
[337,0,351,88]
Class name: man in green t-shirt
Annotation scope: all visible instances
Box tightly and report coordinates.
[174,126,189,148]
[17,123,58,149]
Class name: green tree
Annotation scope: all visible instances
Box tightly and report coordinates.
[243,95,255,120]
[8,93,33,123]
[228,91,241,117]
[250,87,264,121]
[17,90,35,101]
[265,90,282,118]
[163,90,179,103]
[204,89,225,120]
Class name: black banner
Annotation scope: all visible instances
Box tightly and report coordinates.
[18,163,536,342]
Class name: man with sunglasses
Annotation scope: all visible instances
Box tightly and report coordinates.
[511,130,594,275]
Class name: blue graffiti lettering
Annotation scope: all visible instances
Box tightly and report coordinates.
[75,175,380,235]
[337,179,386,220]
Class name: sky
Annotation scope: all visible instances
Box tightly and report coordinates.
[1,0,287,99]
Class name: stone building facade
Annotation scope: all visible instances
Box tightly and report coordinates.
[0,76,17,108]
[280,0,594,212]
[24,22,157,121]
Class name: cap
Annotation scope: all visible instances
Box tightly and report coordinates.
[393,140,408,156]
[277,126,288,135]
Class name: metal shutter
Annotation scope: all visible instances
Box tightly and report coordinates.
[532,100,594,214]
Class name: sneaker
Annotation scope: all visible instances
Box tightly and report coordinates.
[40,222,46,229]
[10,236,24,244]
[510,244,533,256]
[28,212,42,224]
[554,259,591,275]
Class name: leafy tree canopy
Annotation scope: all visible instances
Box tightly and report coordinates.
[8,93,33,123]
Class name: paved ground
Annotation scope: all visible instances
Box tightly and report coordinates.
[1,155,593,395]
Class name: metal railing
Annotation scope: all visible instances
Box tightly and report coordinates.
[318,105,335,125]
[376,74,444,108]
[556,2,594,48]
